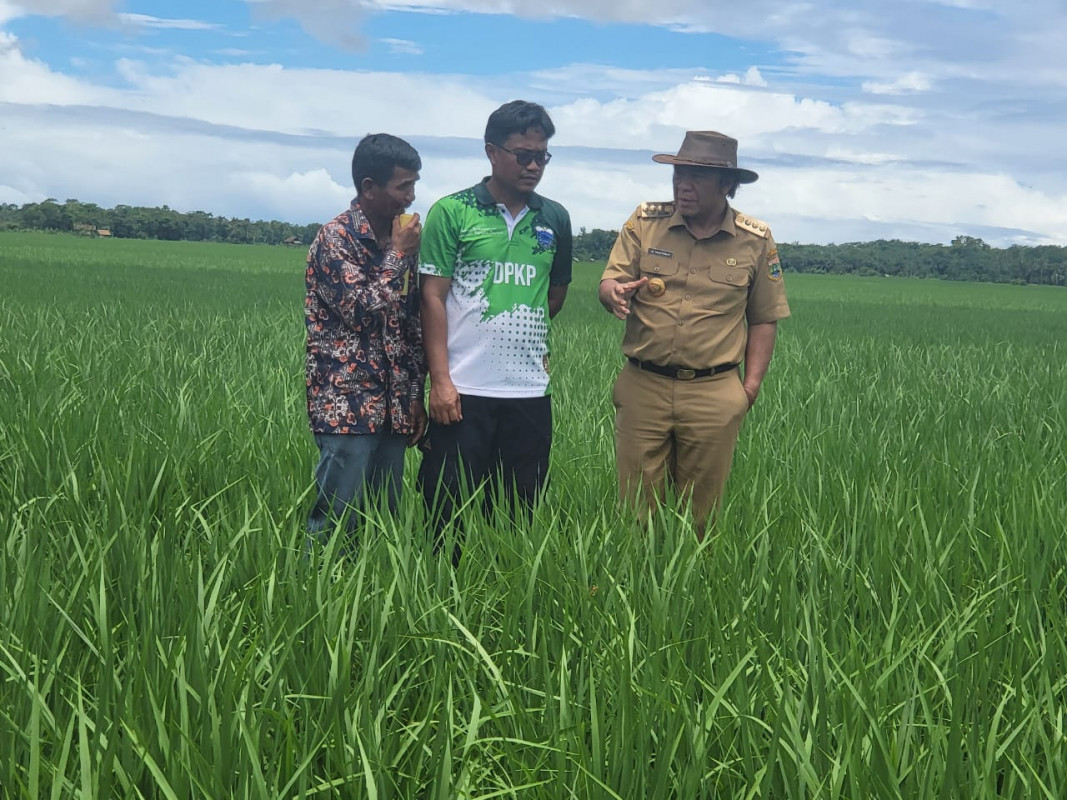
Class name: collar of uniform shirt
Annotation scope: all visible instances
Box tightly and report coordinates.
[667,203,738,238]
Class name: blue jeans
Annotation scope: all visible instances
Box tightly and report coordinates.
[307,432,408,547]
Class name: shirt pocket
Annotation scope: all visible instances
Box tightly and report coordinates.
[639,250,681,278]
[705,261,752,314]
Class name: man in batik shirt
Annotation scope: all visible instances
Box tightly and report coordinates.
[305,133,426,548]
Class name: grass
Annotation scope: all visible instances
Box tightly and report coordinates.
[1,230,1066,797]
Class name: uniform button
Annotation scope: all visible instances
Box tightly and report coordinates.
[684,294,691,300]
[654,267,660,273]
[727,274,736,282]
[678,320,685,326]
[690,268,696,274]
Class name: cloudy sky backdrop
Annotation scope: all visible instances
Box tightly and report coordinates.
[2,0,1065,245]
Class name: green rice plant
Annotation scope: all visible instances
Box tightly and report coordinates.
[1,231,1065,797]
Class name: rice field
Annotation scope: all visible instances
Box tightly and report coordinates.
[1,230,1066,798]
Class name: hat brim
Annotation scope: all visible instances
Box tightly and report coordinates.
[652,154,759,184]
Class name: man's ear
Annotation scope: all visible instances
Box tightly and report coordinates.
[360,177,377,198]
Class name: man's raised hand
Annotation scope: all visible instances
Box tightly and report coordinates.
[601,277,649,319]
[392,212,421,255]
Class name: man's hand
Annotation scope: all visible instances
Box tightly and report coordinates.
[429,379,463,425]
[741,322,777,411]
[408,398,428,446]
[741,382,759,409]
[600,277,649,319]
[392,212,421,255]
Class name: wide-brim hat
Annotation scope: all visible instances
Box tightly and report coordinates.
[652,130,759,184]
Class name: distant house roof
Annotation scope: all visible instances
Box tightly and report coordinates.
[96,229,111,237]
[283,235,302,245]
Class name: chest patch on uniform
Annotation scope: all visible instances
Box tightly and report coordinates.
[768,249,782,281]
[647,277,666,297]
[534,226,555,249]
[648,247,673,258]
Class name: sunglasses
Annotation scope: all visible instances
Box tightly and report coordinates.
[494,143,552,167]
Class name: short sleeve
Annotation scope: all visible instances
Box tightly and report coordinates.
[601,207,643,283]
[549,206,573,286]
[418,199,458,278]
[746,231,791,324]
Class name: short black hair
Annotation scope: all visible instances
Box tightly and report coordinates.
[351,133,421,194]
[484,100,555,146]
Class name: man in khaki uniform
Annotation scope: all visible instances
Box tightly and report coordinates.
[599,130,789,534]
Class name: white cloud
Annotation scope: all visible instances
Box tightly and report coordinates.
[11,0,120,22]
[714,66,768,87]
[843,30,905,60]
[100,58,498,140]
[761,166,1067,245]
[0,1,23,25]
[118,13,222,31]
[823,148,905,165]
[380,37,423,55]
[236,168,352,220]
[246,0,369,50]
[0,183,34,205]
[2,6,1067,247]
[862,71,932,95]
[0,30,109,105]
[550,80,916,152]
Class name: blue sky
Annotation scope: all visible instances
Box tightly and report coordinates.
[2,0,1066,245]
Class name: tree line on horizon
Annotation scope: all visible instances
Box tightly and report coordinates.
[1,198,320,248]
[572,227,1066,286]
[3,199,1065,286]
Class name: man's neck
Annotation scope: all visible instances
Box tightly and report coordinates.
[684,202,729,238]
[485,178,529,217]
[357,201,391,245]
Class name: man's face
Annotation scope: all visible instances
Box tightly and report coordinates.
[486,128,550,195]
[362,166,419,219]
[672,166,731,219]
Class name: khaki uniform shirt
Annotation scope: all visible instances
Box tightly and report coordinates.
[601,202,790,368]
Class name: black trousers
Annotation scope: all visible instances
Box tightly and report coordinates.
[417,394,552,554]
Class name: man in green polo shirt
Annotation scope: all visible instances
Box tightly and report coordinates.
[418,100,572,560]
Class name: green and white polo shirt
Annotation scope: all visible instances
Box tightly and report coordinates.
[419,179,573,398]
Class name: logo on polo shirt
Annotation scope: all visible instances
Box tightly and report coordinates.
[492,261,538,286]
[534,226,556,249]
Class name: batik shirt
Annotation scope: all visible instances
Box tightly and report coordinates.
[305,201,425,435]
[418,179,572,398]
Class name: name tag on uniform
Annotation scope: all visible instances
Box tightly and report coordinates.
[648,247,673,258]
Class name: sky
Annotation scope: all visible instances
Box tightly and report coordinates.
[2,0,1066,246]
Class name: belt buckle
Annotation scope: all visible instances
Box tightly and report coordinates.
[675,368,696,381]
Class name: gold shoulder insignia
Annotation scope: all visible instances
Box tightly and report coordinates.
[639,201,675,219]
[735,212,770,238]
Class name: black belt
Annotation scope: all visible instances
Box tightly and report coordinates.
[628,357,737,381]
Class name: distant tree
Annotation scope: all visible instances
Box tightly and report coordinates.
[572,227,619,261]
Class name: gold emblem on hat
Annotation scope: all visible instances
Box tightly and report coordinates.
[647,277,666,297]
[726,257,737,266]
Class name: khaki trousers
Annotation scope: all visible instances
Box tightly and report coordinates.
[612,362,749,527]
